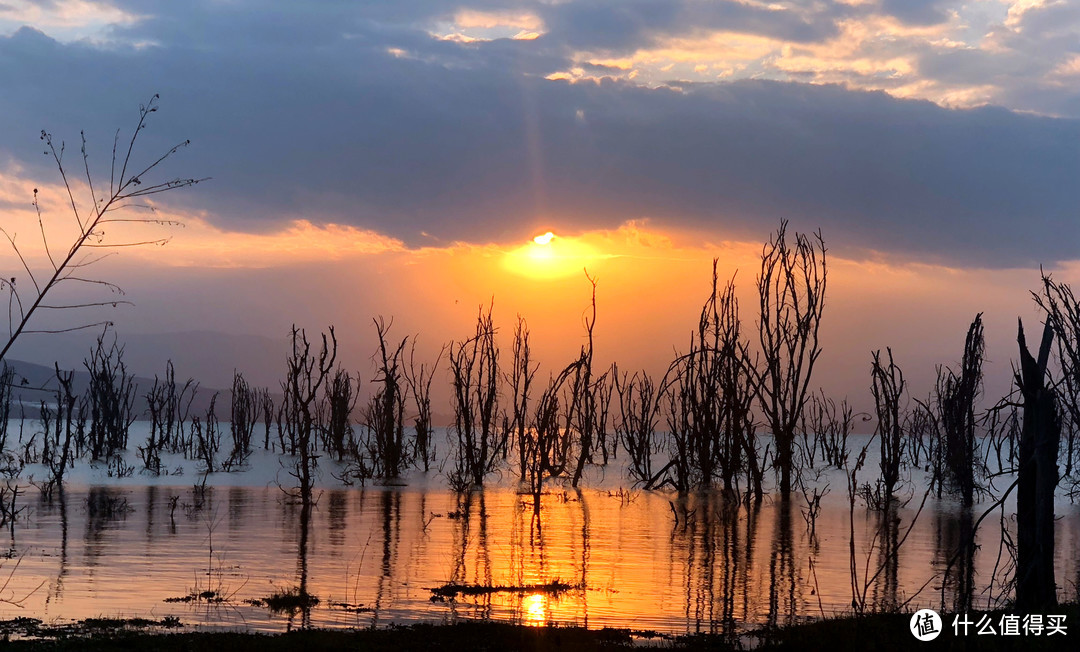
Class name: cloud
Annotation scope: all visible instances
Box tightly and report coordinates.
[1,2,1079,270]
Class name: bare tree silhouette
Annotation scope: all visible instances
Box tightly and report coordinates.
[752,220,827,499]
[1,95,205,363]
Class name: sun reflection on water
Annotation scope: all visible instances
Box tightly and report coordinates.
[524,593,546,626]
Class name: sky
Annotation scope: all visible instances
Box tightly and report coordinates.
[1,0,1079,409]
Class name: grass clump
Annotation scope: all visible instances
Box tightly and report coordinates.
[251,586,320,613]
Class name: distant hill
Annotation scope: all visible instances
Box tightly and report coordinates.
[4,330,288,389]
[3,330,459,427]
[1,358,226,419]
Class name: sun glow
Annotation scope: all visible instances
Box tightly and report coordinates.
[504,233,599,279]
[524,593,546,625]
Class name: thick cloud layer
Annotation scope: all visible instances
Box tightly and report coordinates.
[1,1,1079,267]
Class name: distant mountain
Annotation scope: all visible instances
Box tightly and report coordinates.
[3,330,457,427]
[1,357,225,419]
[5,330,288,389]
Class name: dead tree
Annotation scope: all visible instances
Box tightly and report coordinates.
[226,370,258,470]
[41,363,81,496]
[403,339,445,473]
[84,331,137,461]
[753,220,827,498]
[365,318,408,478]
[156,360,197,455]
[260,388,275,452]
[1015,319,1060,612]
[936,314,985,506]
[803,391,857,470]
[506,317,538,482]
[193,393,220,472]
[870,348,907,508]
[1,96,204,364]
[1033,275,1080,480]
[0,364,13,454]
[283,325,337,504]
[570,272,604,487]
[323,368,358,462]
[614,366,659,487]
[448,304,504,489]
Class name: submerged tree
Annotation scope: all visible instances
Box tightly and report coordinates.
[662,261,760,497]
[614,366,659,487]
[869,348,907,508]
[365,318,408,479]
[568,272,607,488]
[226,370,258,470]
[448,304,504,489]
[403,338,444,474]
[936,314,985,506]
[84,331,137,462]
[507,316,538,483]
[283,325,337,504]
[753,220,827,499]
[1015,318,1060,612]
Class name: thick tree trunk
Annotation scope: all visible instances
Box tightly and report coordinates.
[1016,319,1059,612]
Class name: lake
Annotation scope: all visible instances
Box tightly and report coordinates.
[3,439,1079,635]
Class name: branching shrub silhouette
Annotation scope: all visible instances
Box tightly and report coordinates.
[448,305,504,490]
[226,371,258,470]
[614,366,659,487]
[40,364,82,496]
[752,220,827,499]
[282,325,336,504]
[84,332,136,462]
[1033,274,1080,482]
[661,261,759,496]
[192,393,221,473]
[0,364,13,454]
[935,314,985,506]
[404,339,445,474]
[363,318,407,479]
[322,368,358,462]
[867,348,908,509]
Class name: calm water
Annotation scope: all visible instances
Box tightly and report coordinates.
[2,471,1079,634]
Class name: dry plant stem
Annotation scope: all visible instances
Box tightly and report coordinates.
[1,95,206,363]
[570,271,602,488]
[506,316,538,483]
[404,338,445,474]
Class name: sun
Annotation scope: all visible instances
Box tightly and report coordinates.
[503,231,598,279]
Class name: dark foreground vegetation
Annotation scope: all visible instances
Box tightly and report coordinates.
[3,606,1079,651]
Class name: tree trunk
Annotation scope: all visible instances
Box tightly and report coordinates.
[1016,319,1059,612]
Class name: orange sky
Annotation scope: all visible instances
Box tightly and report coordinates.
[1,164,1071,412]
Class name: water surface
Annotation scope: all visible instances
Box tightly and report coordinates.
[3,472,1078,634]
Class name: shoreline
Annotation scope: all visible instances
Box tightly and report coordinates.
[5,605,1079,650]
